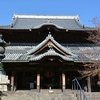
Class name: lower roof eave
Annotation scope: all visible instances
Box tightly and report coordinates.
[74,60,94,63]
[1,60,29,63]
[1,60,96,63]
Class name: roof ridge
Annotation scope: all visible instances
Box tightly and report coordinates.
[13,14,79,20]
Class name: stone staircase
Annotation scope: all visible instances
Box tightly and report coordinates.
[0,89,77,100]
[85,92,100,100]
[1,89,100,100]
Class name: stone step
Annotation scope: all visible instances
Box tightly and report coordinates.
[2,91,100,100]
[85,92,100,100]
[1,91,77,100]
[14,89,73,93]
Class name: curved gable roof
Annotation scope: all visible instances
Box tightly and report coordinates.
[27,34,77,57]
[29,48,76,61]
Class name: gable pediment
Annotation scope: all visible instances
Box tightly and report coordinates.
[27,34,77,58]
[27,34,76,59]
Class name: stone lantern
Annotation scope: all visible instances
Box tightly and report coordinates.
[0,34,7,74]
[0,34,10,91]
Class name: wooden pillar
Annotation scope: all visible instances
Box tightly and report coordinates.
[11,71,14,91]
[14,71,17,91]
[62,72,66,92]
[98,73,100,81]
[87,76,91,92]
[37,72,40,92]
[97,73,100,87]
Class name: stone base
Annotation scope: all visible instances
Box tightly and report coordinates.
[62,88,66,92]
[37,88,40,93]
[0,85,8,91]
[0,74,10,91]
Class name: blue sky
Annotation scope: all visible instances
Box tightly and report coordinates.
[0,0,100,26]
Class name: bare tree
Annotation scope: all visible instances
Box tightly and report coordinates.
[88,16,100,44]
[78,16,100,80]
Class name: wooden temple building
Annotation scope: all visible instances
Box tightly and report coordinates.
[0,14,100,92]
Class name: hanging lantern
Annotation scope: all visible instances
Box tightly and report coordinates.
[46,72,53,78]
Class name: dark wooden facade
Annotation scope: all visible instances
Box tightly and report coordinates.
[0,14,99,92]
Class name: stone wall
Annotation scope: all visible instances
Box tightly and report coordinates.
[0,75,10,91]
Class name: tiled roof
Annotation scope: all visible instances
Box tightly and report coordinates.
[27,34,77,57]
[2,34,100,62]
[28,48,77,61]
[2,44,100,62]
[0,14,95,30]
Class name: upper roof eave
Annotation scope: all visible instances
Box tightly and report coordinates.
[0,26,95,31]
[0,14,96,31]
[0,24,30,31]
